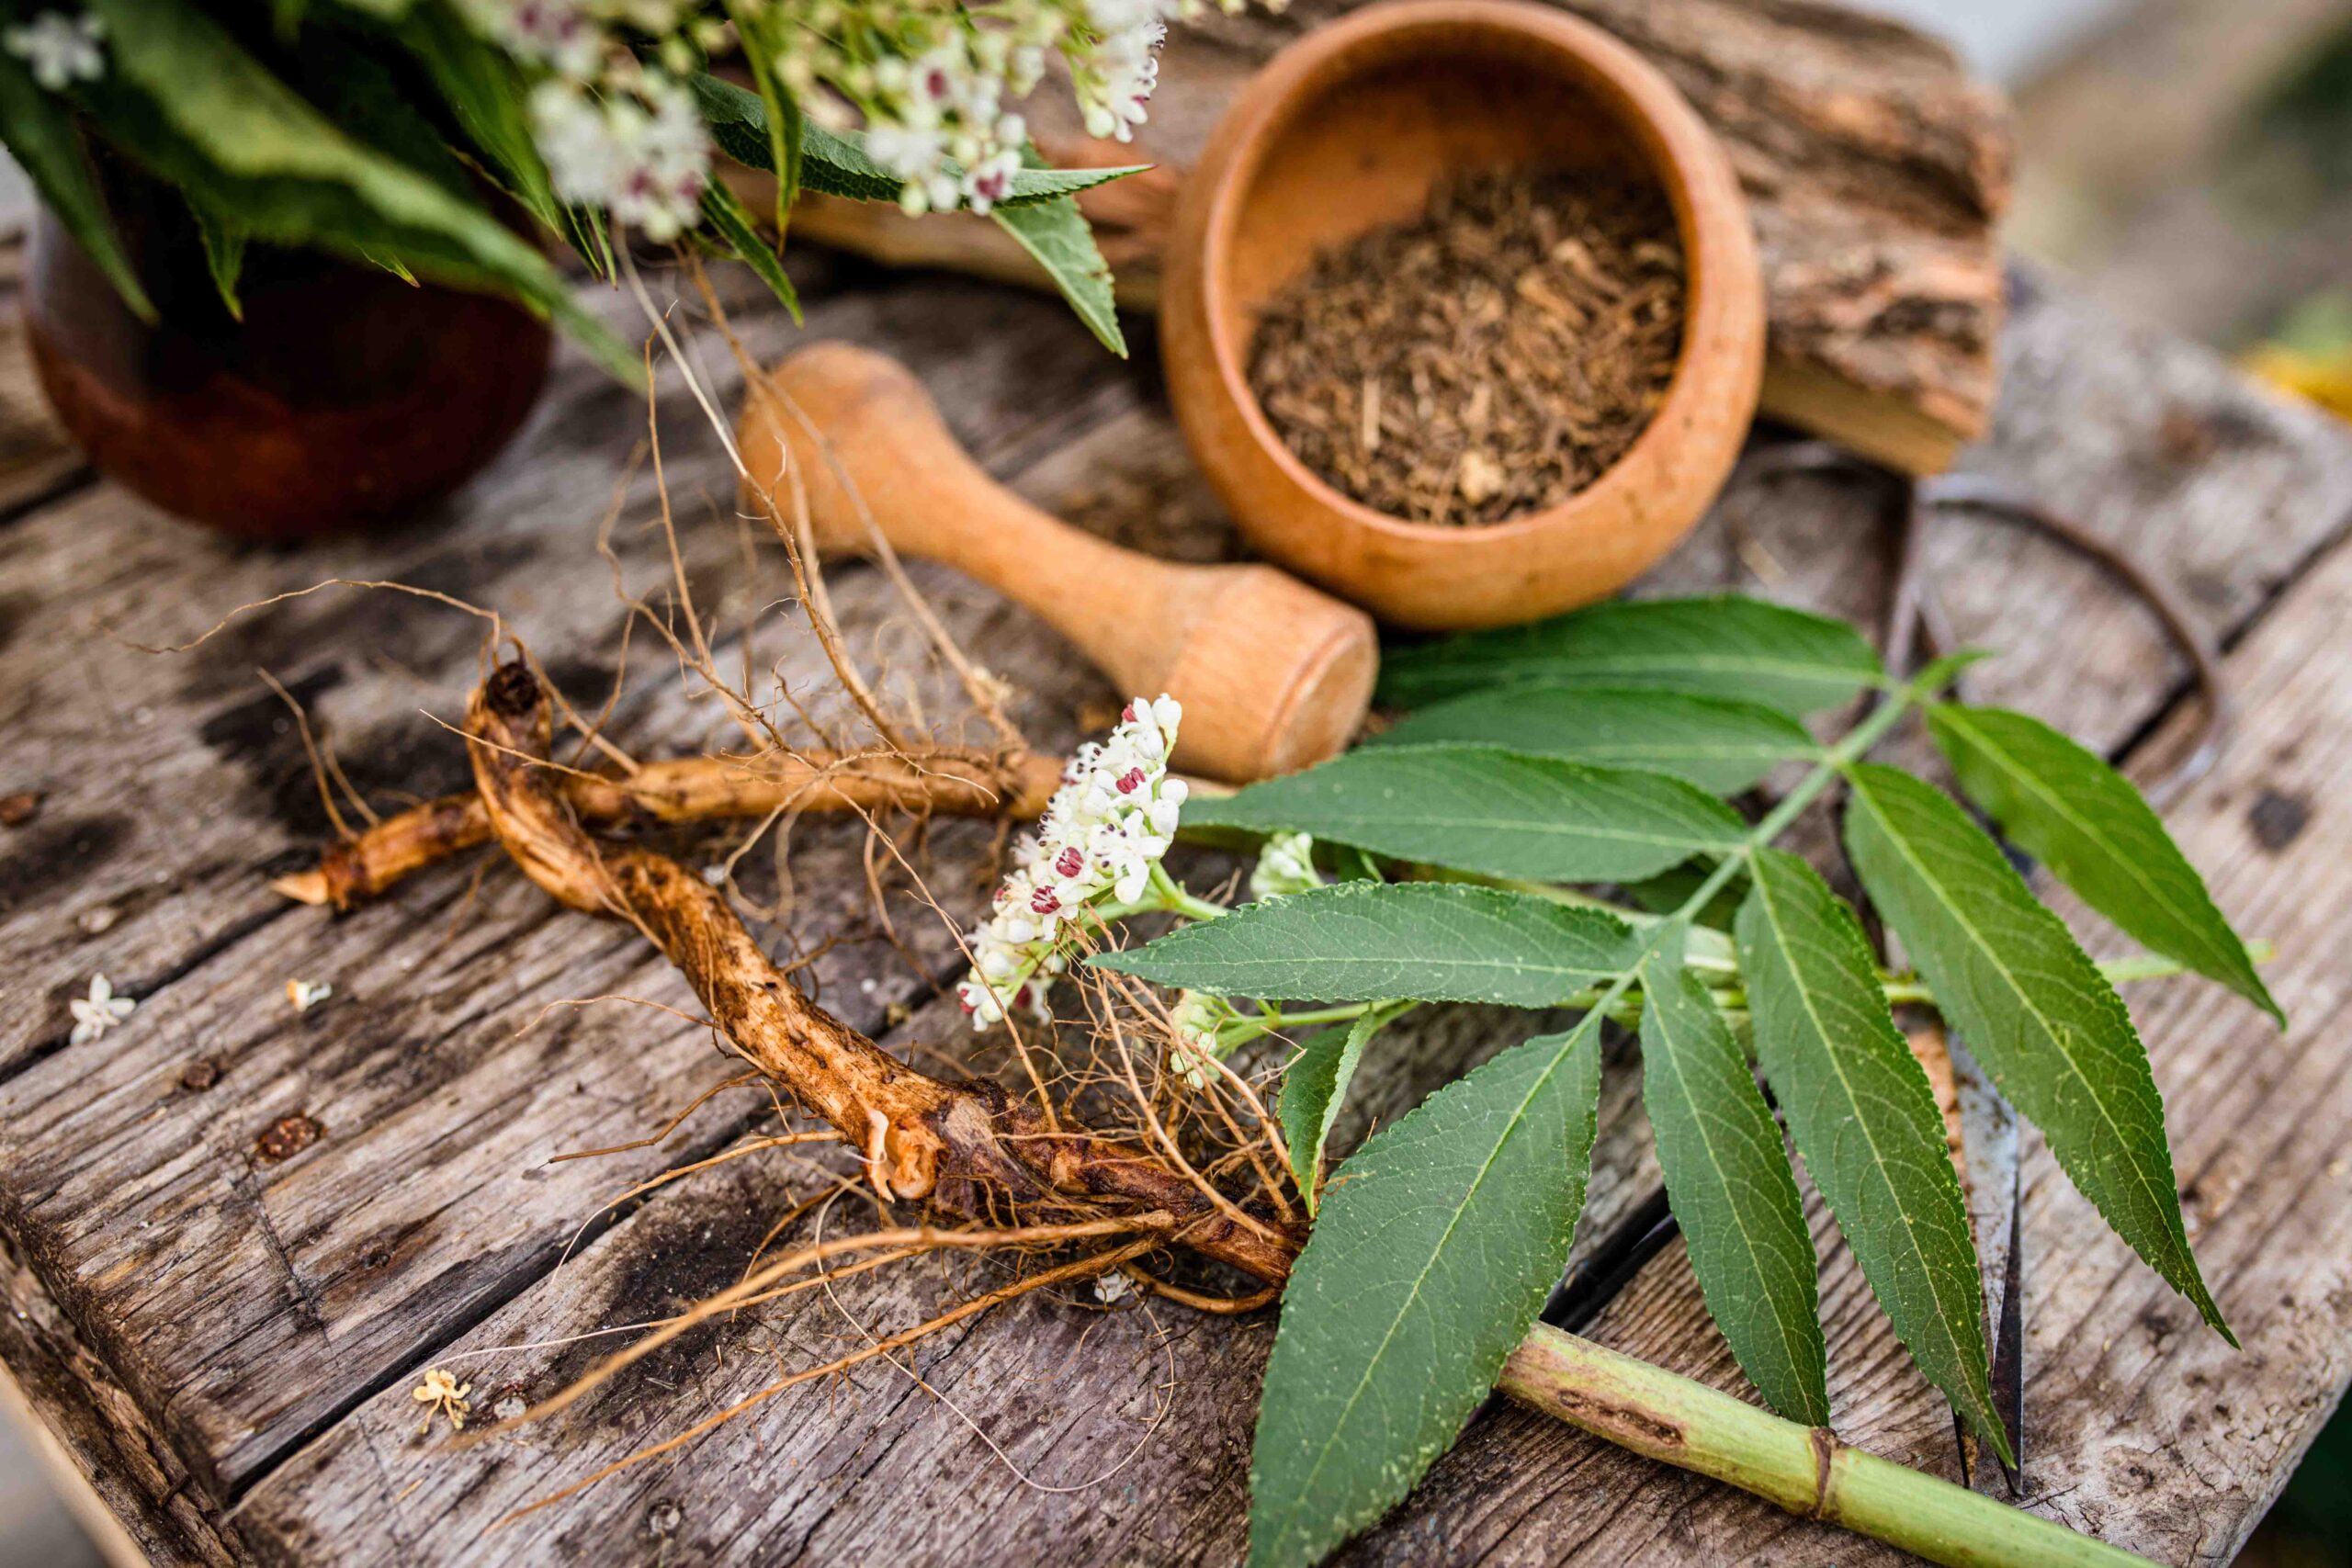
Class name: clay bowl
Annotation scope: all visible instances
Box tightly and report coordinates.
[1161,0,1765,630]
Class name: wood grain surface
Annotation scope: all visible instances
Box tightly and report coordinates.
[2,235,2350,1566]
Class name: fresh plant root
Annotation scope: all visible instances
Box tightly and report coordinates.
[464,660,1295,1285]
[274,746,1067,909]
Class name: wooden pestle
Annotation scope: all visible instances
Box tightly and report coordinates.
[735,341,1377,782]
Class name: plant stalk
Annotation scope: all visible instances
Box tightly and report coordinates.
[1498,1325,2153,1568]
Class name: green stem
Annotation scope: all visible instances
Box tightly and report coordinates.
[1498,1325,2154,1568]
[1146,862,1233,924]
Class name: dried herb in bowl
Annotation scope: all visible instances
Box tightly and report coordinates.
[1246,167,1686,526]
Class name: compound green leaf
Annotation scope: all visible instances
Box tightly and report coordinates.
[81,0,635,378]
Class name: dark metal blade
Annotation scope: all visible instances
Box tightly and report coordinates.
[1950,1032,2026,1494]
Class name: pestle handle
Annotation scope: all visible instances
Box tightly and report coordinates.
[736,342,1378,783]
[741,343,1199,696]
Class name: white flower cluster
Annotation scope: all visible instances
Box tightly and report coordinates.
[462,0,716,242]
[956,695,1187,1028]
[756,0,1257,218]
[1248,829,1324,901]
[1070,0,1170,143]
[864,38,1035,216]
[529,68,712,241]
[5,10,103,91]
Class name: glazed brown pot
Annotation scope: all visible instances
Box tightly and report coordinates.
[1161,0,1766,630]
[24,167,553,542]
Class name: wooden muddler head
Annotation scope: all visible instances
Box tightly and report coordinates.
[736,341,1377,783]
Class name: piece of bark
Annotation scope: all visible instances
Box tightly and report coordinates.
[784,0,2013,475]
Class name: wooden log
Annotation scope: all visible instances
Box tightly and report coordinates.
[783,0,2013,475]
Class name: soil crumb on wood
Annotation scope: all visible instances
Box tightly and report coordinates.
[1248,166,1685,526]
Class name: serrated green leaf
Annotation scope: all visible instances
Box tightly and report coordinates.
[1093,881,1639,1005]
[188,197,246,318]
[701,177,799,322]
[1185,746,1747,885]
[1736,849,2004,1458]
[78,0,637,381]
[1368,687,1815,795]
[1928,703,2281,1025]
[1249,1020,1605,1568]
[1278,1006,1400,1214]
[0,51,152,321]
[382,0,562,230]
[1636,934,1828,1423]
[1841,763,2231,1341]
[993,187,1125,355]
[1379,595,1884,716]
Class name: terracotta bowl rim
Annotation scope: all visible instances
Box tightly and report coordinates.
[1191,0,1751,548]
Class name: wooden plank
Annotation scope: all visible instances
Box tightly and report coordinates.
[211,276,2352,1562]
[786,0,2015,473]
[3,1235,240,1566]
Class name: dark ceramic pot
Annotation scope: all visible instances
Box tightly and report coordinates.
[23,168,554,542]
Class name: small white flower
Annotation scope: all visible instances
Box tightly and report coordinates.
[285,978,334,1013]
[960,148,1021,213]
[477,0,603,78]
[5,11,104,91]
[68,973,133,1045]
[956,695,1186,1030]
[1091,1269,1133,1303]
[1074,0,1170,142]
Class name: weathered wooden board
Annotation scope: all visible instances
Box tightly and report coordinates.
[7,237,2352,1568]
[786,0,2014,473]
[0,256,1182,1501]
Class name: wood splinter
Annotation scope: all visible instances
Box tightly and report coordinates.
[463,659,1296,1286]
